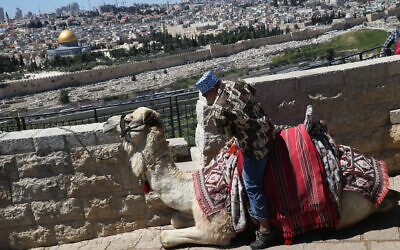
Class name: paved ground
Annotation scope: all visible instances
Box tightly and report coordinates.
[33,176,400,250]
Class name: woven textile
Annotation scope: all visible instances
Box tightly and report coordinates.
[309,122,341,207]
[192,142,247,231]
[210,80,275,160]
[339,145,389,207]
[263,124,339,240]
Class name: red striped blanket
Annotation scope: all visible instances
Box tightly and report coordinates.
[262,124,339,240]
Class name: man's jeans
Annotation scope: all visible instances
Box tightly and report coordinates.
[242,153,269,220]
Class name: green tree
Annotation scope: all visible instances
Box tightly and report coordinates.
[58,90,70,104]
[326,48,335,62]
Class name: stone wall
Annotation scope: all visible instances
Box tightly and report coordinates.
[0,49,212,99]
[0,124,187,249]
[3,11,395,100]
[194,56,400,174]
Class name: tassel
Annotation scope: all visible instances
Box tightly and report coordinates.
[143,180,152,194]
[284,238,294,245]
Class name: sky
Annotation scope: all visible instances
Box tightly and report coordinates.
[0,0,179,18]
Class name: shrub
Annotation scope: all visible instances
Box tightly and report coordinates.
[59,90,70,104]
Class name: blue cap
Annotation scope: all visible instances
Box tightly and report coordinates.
[195,71,219,94]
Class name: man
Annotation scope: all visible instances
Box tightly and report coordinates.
[195,71,277,249]
[380,25,400,57]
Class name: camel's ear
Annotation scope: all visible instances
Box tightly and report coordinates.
[103,115,122,133]
[143,110,160,125]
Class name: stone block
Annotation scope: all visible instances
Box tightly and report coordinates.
[370,241,400,250]
[60,126,98,148]
[66,173,122,197]
[12,175,67,203]
[92,217,146,238]
[362,227,400,241]
[0,180,11,205]
[0,133,35,155]
[390,109,400,125]
[33,128,68,154]
[252,76,299,116]
[343,60,389,104]
[195,125,225,166]
[367,148,400,174]
[95,130,120,145]
[8,225,56,249]
[31,198,84,224]
[327,102,390,133]
[118,194,146,217]
[0,203,34,229]
[387,56,400,76]
[298,68,345,95]
[70,143,125,172]
[146,207,175,227]
[167,137,190,162]
[145,193,170,211]
[132,227,163,249]
[334,127,386,153]
[190,146,202,163]
[304,242,367,250]
[83,195,119,220]
[54,221,94,244]
[0,155,17,180]
[16,151,73,178]
[390,124,400,145]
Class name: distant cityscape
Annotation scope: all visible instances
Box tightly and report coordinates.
[0,0,399,76]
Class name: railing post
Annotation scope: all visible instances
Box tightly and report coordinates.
[359,53,363,61]
[94,108,99,123]
[15,117,21,131]
[21,117,26,130]
[169,96,175,138]
[175,96,182,137]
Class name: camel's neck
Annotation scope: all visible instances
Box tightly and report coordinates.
[126,128,194,213]
[145,156,194,213]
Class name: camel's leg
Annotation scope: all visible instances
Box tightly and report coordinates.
[160,226,230,248]
[171,212,194,229]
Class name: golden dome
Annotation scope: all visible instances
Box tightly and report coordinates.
[58,30,77,43]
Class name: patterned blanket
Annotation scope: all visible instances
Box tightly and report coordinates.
[339,145,389,207]
[264,124,339,240]
[192,142,247,231]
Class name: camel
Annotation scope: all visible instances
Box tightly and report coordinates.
[103,107,400,248]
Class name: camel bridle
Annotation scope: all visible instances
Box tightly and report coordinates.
[119,114,149,138]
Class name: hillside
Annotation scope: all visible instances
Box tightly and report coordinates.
[271,29,389,68]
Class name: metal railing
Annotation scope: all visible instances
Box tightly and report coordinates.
[303,45,383,70]
[0,91,199,145]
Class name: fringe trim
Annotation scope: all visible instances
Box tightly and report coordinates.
[374,160,389,208]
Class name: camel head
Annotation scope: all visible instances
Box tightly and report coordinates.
[103,107,163,139]
[103,107,167,177]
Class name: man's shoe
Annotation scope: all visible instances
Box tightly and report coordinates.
[250,228,277,249]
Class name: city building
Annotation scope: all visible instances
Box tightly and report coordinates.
[0,7,4,22]
[47,29,90,56]
[15,8,22,19]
